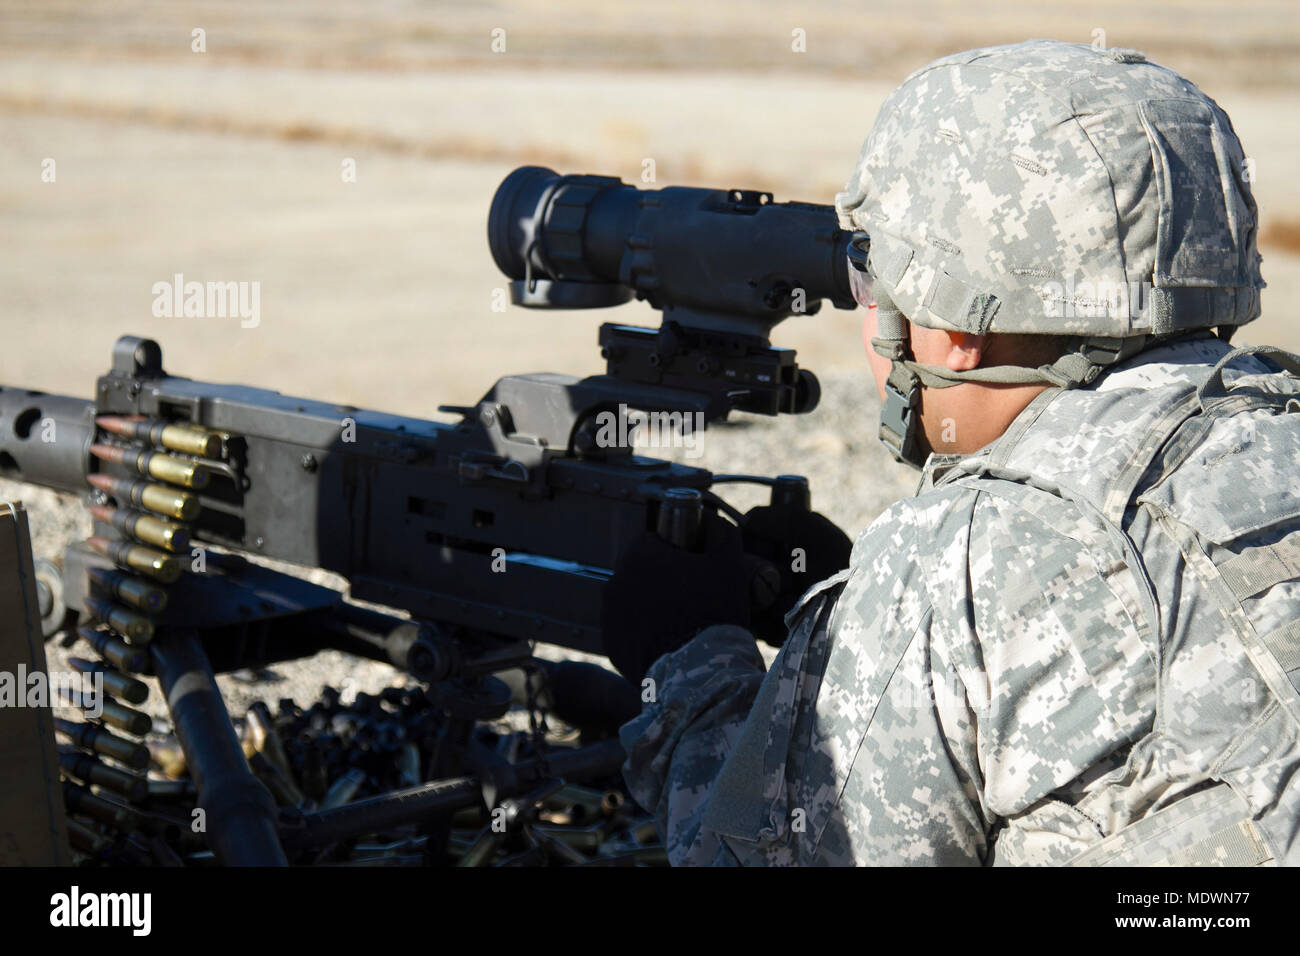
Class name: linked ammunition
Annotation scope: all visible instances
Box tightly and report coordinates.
[57,682,152,736]
[148,834,185,868]
[68,657,150,705]
[86,536,180,583]
[90,442,210,489]
[87,503,188,553]
[65,817,111,858]
[84,596,156,643]
[59,750,148,802]
[96,415,223,459]
[96,698,154,738]
[146,778,196,799]
[55,716,150,769]
[78,625,149,673]
[86,567,168,615]
[112,831,155,867]
[86,473,199,522]
[63,781,139,830]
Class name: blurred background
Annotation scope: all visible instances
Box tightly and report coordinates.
[2,0,1298,535]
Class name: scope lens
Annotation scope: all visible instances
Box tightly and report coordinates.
[487,165,559,280]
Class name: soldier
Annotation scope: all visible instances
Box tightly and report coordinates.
[601,39,1300,865]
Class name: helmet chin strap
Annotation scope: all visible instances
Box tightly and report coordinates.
[869,290,1149,468]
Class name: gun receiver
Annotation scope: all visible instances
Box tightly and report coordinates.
[2,168,857,666]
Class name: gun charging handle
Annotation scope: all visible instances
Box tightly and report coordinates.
[655,487,781,615]
[655,488,703,550]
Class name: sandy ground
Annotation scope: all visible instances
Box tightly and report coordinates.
[1,1,1298,413]
[1,1,1298,725]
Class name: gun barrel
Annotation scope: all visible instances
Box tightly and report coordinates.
[0,387,95,493]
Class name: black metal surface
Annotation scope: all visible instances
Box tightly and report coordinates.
[289,737,626,850]
[150,629,287,866]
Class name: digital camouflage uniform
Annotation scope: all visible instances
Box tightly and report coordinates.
[620,42,1300,865]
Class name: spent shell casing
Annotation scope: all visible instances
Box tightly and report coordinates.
[320,768,366,810]
[246,702,297,785]
[301,746,328,800]
[84,595,156,643]
[397,742,421,788]
[86,473,199,522]
[147,740,188,780]
[631,819,659,845]
[240,728,258,761]
[96,415,223,459]
[531,822,605,851]
[86,536,180,584]
[86,567,168,615]
[248,751,306,808]
[89,443,209,490]
[87,503,188,553]
[54,716,151,769]
[78,625,149,673]
[456,827,508,868]
[59,750,148,802]
[545,784,606,822]
[601,789,626,816]
[68,657,149,706]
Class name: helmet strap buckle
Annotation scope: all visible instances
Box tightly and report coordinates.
[879,366,922,467]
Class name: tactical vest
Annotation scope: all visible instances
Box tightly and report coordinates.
[936,344,1300,866]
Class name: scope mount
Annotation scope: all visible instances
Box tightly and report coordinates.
[597,320,818,418]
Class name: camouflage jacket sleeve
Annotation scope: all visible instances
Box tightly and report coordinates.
[620,480,1153,866]
[620,496,987,865]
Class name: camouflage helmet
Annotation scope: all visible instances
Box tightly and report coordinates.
[835,39,1266,464]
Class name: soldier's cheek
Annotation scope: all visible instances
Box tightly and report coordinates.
[860,303,889,402]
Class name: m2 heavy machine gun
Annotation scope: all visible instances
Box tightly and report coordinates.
[0,166,858,866]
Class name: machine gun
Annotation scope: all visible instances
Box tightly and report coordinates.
[0,166,858,866]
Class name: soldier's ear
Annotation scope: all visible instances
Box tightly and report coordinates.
[945,332,987,371]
